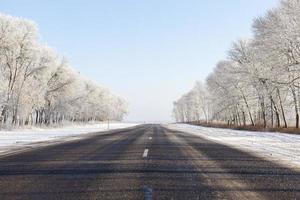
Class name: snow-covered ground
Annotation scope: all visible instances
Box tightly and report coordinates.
[0,122,139,156]
[166,124,300,169]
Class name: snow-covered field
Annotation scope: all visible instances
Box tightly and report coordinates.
[166,124,300,169]
[0,122,139,156]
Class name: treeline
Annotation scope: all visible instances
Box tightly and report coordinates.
[173,0,300,129]
[0,14,127,128]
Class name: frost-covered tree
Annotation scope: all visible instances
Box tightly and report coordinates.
[0,13,128,129]
[173,82,210,123]
[174,0,300,129]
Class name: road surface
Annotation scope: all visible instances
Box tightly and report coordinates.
[0,124,299,199]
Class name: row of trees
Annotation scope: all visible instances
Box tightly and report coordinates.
[173,82,210,123]
[0,14,128,128]
[173,0,300,128]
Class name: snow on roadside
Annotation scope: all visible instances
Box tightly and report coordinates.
[0,122,139,156]
[166,123,300,169]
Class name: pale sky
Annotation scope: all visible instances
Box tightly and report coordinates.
[0,0,279,122]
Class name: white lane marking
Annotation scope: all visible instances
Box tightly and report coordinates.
[143,149,149,158]
[144,186,153,200]
[149,137,152,140]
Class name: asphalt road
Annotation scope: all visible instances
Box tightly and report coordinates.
[0,124,299,200]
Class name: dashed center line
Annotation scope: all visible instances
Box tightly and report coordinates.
[143,149,149,158]
[144,186,153,200]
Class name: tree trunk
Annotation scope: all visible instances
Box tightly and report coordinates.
[261,101,267,128]
[242,111,246,126]
[270,96,280,128]
[277,88,287,128]
[242,93,254,126]
[270,98,274,127]
[291,86,299,128]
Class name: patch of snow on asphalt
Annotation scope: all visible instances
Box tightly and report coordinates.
[0,122,139,155]
[167,124,300,169]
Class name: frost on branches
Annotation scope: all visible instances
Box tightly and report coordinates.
[173,0,300,128]
[0,14,128,129]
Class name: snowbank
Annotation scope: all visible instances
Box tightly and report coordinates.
[166,124,300,169]
[0,122,139,156]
